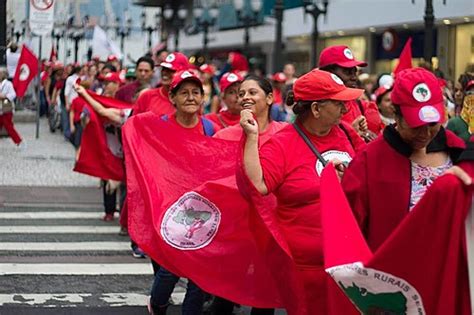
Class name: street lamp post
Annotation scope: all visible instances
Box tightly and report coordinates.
[272,0,284,73]
[52,29,64,56]
[141,11,161,51]
[71,31,84,63]
[303,0,328,69]
[115,16,132,53]
[233,0,262,55]
[163,5,187,51]
[193,5,219,60]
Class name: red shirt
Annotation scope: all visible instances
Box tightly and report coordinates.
[165,114,219,136]
[342,99,383,134]
[273,88,283,105]
[115,81,140,104]
[259,122,364,267]
[205,111,241,129]
[214,121,287,146]
[134,86,175,116]
[71,97,87,122]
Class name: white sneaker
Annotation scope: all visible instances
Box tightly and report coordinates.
[17,141,27,150]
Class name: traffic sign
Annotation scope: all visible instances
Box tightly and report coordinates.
[29,0,55,36]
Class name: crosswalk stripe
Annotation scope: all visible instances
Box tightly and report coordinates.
[0,263,153,275]
[0,226,119,234]
[0,242,131,251]
[0,212,103,219]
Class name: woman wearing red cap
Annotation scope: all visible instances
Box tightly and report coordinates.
[240,69,366,314]
[205,72,244,129]
[374,85,395,127]
[342,68,472,252]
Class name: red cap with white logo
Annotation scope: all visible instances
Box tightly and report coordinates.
[391,67,445,128]
[294,69,363,102]
[272,72,287,83]
[319,45,368,68]
[170,70,203,92]
[219,72,243,93]
[160,52,190,72]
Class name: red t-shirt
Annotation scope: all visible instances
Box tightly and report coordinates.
[115,81,140,104]
[214,121,287,146]
[259,122,364,267]
[205,110,241,129]
[71,97,87,122]
[273,88,283,105]
[165,114,219,136]
[54,79,65,90]
[342,99,383,134]
[134,86,175,116]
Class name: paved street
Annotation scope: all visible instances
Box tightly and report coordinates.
[0,120,286,315]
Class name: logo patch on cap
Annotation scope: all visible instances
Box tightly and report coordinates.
[227,73,238,82]
[412,83,431,102]
[330,74,344,85]
[418,105,440,123]
[343,48,354,60]
[181,71,193,79]
[165,54,176,62]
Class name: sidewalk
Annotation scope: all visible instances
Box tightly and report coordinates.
[0,118,97,187]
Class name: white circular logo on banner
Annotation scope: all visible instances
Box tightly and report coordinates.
[412,83,431,102]
[161,192,221,250]
[382,31,395,52]
[330,74,344,86]
[165,54,176,62]
[227,73,239,82]
[315,150,352,176]
[19,64,30,81]
[327,262,426,315]
[343,48,354,60]
[418,105,440,123]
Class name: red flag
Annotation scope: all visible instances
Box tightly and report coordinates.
[12,45,38,98]
[321,164,472,315]
[73,92,132,181]
[49,46,57,62]
[122,113,305,313]
[393,37,412,76]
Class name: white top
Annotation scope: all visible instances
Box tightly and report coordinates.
[6,49,20,79]
[0,79,17,102]
[64,73,79,106]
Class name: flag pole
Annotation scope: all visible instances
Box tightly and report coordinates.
[466,196,474,314]
[35,36,42,139]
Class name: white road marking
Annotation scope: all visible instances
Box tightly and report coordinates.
[0,212,103,219]
[0,226,119,234]
[0,293,92,306]
[0,242,131,251]
[0,263,153,275]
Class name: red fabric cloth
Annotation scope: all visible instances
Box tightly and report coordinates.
[133,86,175,116]
[165,114,217,136]
[73,92,132,181]
[12,45,38,98]
[393,37,413,76]
[0,113,22,144]
[70,97,87,123]
[321,164,471,315]
[115,80,141,104]
[213,121,287,145]
[342,126,466,251]
[205,111,241,129]
[342,99,383,134]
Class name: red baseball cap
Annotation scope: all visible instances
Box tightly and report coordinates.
[107,55,118,62]
[391,67,445,128]
[199,64,215,75]
[319,45,368,68]
[374,85,392,100]
[170,70,203,91]
[272,72,287,83]
[229,52,249,72]
[466,80,474,91]
[160,52,190,72]
[219,72,243,93]
[102,72,122,84]
[293,69,363,102]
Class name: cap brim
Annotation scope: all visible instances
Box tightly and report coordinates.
[330,87,364,101]
[160,62,175,70]
[172,77,202,91]
[400,101,445,128]
[335,60,368,68]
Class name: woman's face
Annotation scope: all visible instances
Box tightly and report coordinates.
[222,83,241,115]
[171,81,203,115]
[314,100,348,126]
[378,91,394,118]
[396,118,441,150]
[238,80,272,118]
[104,81,119,95]
[454,82,464,106]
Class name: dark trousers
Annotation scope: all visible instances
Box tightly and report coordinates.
[150,267,204,315]
[211,296,274,315]
[102,180,116,214]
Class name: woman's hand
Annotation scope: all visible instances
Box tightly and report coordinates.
[445,165,472,185]
[331,159,348,182]
[74,83,86,96]
[240,109,258,136]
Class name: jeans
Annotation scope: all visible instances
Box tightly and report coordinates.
[150,267,204,315]
[60,103,71,140]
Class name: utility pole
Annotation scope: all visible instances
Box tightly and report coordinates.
[423,0,434,65]
[272,0,284,73]
[0,0,7,66]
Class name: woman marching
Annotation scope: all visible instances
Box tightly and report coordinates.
[239,69,366,314]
